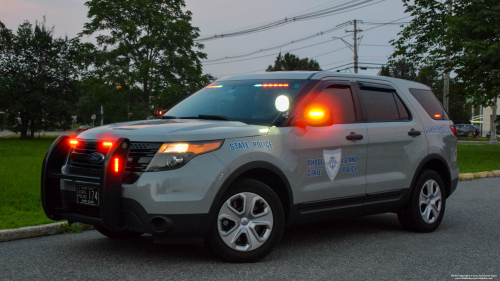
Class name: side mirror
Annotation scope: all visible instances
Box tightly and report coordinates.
[302,104,333,127]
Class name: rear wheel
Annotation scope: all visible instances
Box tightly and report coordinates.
[398,170,446,233]
[94,226,143,239]
[206,178,285,263]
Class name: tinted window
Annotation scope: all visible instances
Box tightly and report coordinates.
[299,83,356,124]
[394,94,410,120]
[359,89,400,122]
[409,88,449,120]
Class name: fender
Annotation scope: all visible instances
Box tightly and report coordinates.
[409,153,452,199]
[208,161,294,216]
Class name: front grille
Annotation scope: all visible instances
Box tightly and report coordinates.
[67,141,162,184]
[123,142,162,184]
[68,141,103,177]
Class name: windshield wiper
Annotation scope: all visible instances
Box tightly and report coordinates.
[158,115,178,119]
[182,115,232,121]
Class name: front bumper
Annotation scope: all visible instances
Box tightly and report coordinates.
[41,135,214,236]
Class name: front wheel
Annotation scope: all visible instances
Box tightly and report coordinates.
[94,226,143,239]
[467,131,475,138]
[398,170,446,233]
[206,178,285,263]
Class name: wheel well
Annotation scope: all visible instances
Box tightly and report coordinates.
[419,159,451,198]
[237,168,291,222]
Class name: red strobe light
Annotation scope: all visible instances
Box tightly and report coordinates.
[114,157,119,173]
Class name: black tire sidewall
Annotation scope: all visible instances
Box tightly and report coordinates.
[207,178,285,263]
[402,170,446,232]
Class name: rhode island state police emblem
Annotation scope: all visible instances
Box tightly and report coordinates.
[323,149,341,181]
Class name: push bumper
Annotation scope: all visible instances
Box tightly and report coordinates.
[41,135,214,237]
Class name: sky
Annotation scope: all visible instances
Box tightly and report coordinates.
[0,0,409,77]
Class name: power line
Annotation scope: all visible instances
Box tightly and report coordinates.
[203,16,411,68]
[194,0,387,42]
[202,17,409,65]
[203,21,351,63]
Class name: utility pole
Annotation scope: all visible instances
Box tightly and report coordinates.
[339,20,363,73]
[443,2,452,112]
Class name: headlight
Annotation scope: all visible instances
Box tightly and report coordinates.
[145,140,224,172]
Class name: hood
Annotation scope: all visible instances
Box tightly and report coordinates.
[76,119,270,142]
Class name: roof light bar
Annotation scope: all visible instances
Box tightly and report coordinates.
[206,85,223,88]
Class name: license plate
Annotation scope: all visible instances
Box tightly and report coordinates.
[77,185,99,206]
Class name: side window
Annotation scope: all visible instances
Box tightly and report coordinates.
[358,89,399,122]
[408,88,449,120]
[394,93,410,120]
[319,84,357,124]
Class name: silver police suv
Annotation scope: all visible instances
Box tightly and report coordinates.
[42,72,459,262]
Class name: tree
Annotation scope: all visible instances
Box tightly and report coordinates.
[80,0,213,119]
[0,19,80,138]
[378,58,417,80]
[390,0,500,143]
[266,53,321,71]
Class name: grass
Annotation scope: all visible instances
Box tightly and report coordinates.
[457,144,500,173]
[0,136,63,230]
[458,137,492,141]
[0,136,498,230]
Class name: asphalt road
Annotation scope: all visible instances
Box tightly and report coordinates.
[1,178,499,281]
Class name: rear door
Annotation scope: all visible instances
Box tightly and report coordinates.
[293,80,368,203]
[355,81,428,194]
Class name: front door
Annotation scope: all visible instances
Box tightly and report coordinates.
[293,80,368,203]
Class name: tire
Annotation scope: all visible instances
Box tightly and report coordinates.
[206,178,285,263]
[467,131,475,138]
[398,170,446,233]
[94,226,143,239]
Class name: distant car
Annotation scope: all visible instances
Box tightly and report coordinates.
[486,131,500,138]
[455,124,479,138]
[75,125,92,133]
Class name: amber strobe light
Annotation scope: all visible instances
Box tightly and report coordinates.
[434,114,442,118]
[114,157,119,173]
[303,104,329,125]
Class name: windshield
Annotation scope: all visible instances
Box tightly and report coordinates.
[165,80,309,125]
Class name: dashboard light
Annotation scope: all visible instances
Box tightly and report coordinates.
[262,83,289,88]
[275,95,290,112]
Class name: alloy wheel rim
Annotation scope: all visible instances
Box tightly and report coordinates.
[419,179,442,224]
[217,192,274,252]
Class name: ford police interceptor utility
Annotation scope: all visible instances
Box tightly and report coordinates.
[41,71,459,263]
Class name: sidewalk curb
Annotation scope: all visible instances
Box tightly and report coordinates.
[0,222,92,243]
[459,170,500,181]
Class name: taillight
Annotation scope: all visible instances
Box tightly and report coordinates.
[450,125,458,136]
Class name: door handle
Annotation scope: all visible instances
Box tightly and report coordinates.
[408,129,421,136]
[346,132,363,141]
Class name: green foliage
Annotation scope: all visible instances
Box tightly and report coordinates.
[266,53,322,71]
[0,19,80,138]
[378,58,417,80]
[79,0,214,120]
[391,0,500,106]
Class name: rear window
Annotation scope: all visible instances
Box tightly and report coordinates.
[408,88,449,120]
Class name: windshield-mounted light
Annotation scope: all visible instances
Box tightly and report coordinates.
[206,85,223,89]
